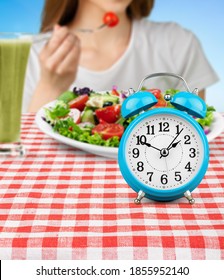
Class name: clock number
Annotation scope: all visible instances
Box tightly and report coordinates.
[132,148,139,158]
[136,135,146,145]
[137,161,144,172]
[185,162,192,172]
[184,135,191,144]
[161,174,168,185]
[146,125,155,135]
[174,171,182,181]
[189,148,196,158]
[159,122,169,132]
[147,172,153,182]
[176,124,181,134]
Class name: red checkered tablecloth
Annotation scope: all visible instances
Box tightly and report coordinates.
[0,113,224,260]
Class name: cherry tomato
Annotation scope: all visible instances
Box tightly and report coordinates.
[147,88,162,99]
[95,105,121,123]
[68,94,89,111]
[92,123,124,140]
[103,12,119,27]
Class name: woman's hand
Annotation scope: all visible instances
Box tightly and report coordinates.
[29,25,80,112]
[39,24,80,90]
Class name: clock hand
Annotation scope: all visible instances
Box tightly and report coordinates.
[166,128,183,150]
[140,140,161,152]
[167,140,181,150]
[160,132,183,159]
[164,157,169,173]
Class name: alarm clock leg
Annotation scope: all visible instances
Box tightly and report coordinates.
[134,190,145,204]
[184,190,195,204]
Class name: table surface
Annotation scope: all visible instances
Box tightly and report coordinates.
[0,113,224,260]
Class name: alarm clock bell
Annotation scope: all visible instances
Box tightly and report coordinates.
[121,90,157,118]
[121,72,207,119]
[169,90,206,118]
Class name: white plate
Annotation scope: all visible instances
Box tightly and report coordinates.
[206,111,224,142]
[35,101,224,159]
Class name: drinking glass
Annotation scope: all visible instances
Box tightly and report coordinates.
[0,32,31,156]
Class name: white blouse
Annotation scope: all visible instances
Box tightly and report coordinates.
[23,18,218,112]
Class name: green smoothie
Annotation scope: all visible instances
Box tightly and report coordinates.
[0,37,31,143]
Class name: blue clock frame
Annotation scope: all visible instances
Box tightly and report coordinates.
[118,108,209,202]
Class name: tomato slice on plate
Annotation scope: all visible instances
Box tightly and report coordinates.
[147,88,162,99]
[95,105,121,123]
[92,123,124,140]
[153,98,167,108]
[68,94,89,111]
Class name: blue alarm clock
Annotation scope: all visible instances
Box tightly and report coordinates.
[118,73,209,204]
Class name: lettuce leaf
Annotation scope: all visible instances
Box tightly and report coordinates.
[45,101,70,124]
[53,118,120,147]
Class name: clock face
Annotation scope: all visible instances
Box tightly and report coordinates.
[125,113,204,190]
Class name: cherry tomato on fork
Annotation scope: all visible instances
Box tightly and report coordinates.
[103,12,119,27]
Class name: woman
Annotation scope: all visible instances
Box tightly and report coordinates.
[23,0,218,112]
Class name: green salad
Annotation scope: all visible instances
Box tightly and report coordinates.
[43,87,215,147]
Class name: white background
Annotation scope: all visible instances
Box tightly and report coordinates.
[1,260,224,280]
